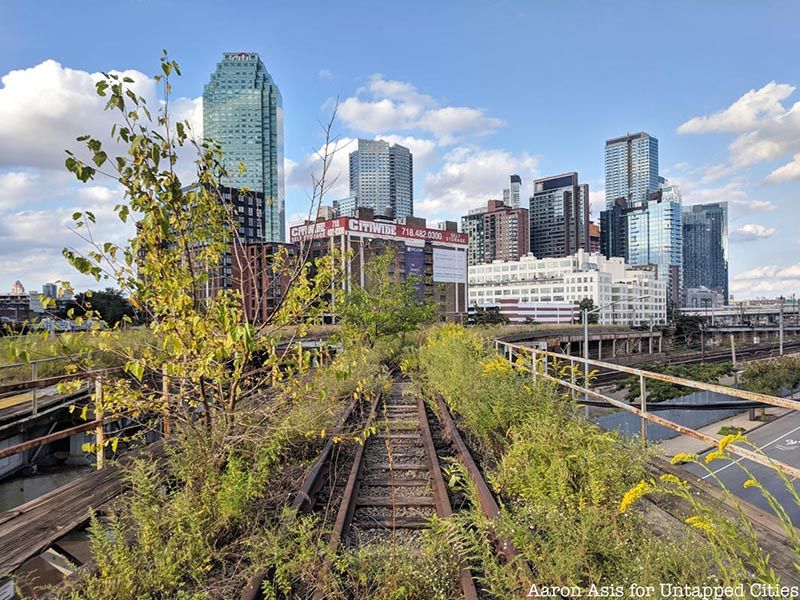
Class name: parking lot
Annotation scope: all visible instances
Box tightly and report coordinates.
[682,410,800,525]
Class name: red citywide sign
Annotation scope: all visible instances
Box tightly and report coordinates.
[289,217,468,246]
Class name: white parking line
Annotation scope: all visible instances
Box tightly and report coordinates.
[701,422,800,480]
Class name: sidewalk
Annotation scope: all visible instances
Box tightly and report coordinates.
[656,408,791,458]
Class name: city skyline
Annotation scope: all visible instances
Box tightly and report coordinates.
[0,1,798,299]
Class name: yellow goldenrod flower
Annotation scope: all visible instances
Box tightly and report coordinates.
[619,481,652,513]
[660,474,682,486]
[743,479,758,489]
[685,515,715,535]
[671,453,697,464]
[718,432,744,453]
[705,449,723,464]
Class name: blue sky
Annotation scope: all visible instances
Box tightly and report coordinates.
[1,0,799,298]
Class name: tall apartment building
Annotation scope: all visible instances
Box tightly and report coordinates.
[348,139,413,219]
[468,249,666,326]
[204,52,285,242]
[601,132,683,308]
[502,174,522,208]
[461,200,529,266]
[682,202,729,303]
[529,172,589,258]
[604,132,659,208]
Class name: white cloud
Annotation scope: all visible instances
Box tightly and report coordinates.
[337,75,502,144]
[0,60,201,171]
[677,81,800,174]
[589,189,605,218]
[286,136,357,201]
[766,153,800,184]
[731,262,800,298]
[418,146,538,217]
[730,223,776,242]
[678,82,795,134]
[318,69,334,81]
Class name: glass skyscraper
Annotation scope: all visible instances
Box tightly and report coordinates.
[203,52,285,242]
[604,132,659,208]
[682,202,729,302]
[348,139,413,218]
[601,131,683,308]
[502,174,522,209]
[625,192,683,308]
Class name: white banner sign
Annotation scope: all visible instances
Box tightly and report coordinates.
[433,247,466,283]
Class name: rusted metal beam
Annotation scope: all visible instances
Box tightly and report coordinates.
[0,367,121,396]
[0,412,130,460]
[526,364,800,480]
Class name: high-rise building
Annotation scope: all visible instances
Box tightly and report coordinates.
[502,174,522,209]
[605,132,659,208]
[204,52,285,242]
[42,283,57,299]
[682,202,729,303]
[10,280,24,295]
[529,172,590,258]
[348,139,413,218]
[461,200,529,266]
[601,191,683,308]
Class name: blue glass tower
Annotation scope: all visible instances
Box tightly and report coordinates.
[204,52,285,242]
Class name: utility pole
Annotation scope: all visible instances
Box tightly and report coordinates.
[583,307,589,405]
[779,297,785,356]
[700,326,705,363]
[730,333,737,369]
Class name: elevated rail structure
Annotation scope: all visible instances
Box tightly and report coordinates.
[495,339,800,480]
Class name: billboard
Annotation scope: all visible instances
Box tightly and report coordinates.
[405,246,425,294]
[290,217,468,246]
[432,247,466,283]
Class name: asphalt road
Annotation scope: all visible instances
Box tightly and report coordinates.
[683,410,800,526]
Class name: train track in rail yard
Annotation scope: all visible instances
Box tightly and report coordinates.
[243,373,522,600]
[592,341,800,386]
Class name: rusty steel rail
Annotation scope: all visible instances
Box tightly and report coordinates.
[0,367,122,396]
[417,394,479,600]
[496,339,800,480]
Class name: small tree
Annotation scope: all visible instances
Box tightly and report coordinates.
[58,52,341,475]
[338,251,436,347]
[71,288,137,326]
[578,298,598,324]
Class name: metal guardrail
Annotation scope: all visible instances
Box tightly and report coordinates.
[495,339,800,480]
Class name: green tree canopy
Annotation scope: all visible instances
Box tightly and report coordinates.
[72,288,137,326]
[337,251,436,347]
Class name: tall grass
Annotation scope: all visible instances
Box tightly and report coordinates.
[416,324,712,592]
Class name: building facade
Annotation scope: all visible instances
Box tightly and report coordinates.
[529,172,590,258]
[42,283,57,299]
[625,189,683,308]
[604,132,660,208]
[204,52,285,242]
[682,202,729,303]
[588,222,601,253]
[291,210,468,320]
[468,249,666,326]
[348,139,413,218]
[684,286,725,309]
[502,174,522,208]
[461,200,529,266]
